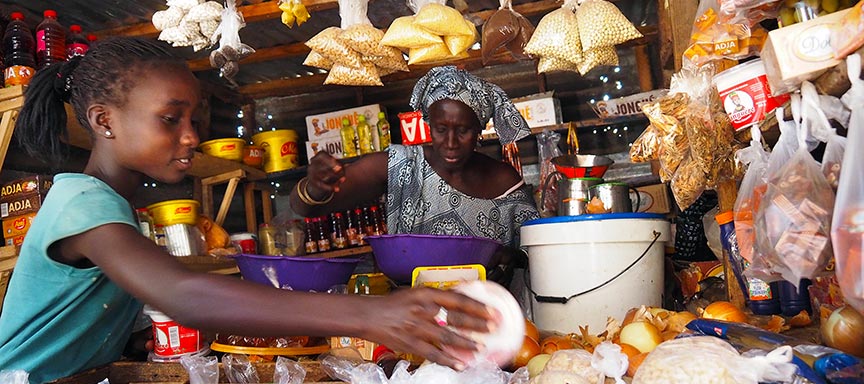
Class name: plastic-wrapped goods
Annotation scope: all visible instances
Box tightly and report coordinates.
[152,7,186,31]
[524,7,583,65]
[822,131,847,191]
[533,349,603,384]
[482,7,519,64]
[380,16,443,49]
[507,13,535,59]
[306,27,362,68]
[671,152,709,210]
[536,56,580,74]
[684,0,768,66]
[444,19,478,56]
[209,1,254,79]
[279,0,311,28]
[629,124,663,162]
[832,1,864,59]
[832,54,864,315]
[576,0,643,51]
[303,50,334,70]
[365,52,409,71]
[734,125,771,263]
[632,336,796,384]
[180,354,219,384]
[577,46,618,75]
[339,24,387,56]
[413,3,474,36]
[408,42,467,65]
[324,62,383,86]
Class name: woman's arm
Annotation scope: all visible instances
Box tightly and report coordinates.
[61,224,495,368]
[290,151,388,217]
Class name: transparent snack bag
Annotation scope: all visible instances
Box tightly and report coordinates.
[523,1,583,65]
[576,0,643,51]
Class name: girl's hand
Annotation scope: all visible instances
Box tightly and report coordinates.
[306,152,346,198]
[362,287,500,370]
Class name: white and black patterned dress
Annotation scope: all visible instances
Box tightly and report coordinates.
[386,145,539,248]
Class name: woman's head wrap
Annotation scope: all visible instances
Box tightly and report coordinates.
[409,66,530,145]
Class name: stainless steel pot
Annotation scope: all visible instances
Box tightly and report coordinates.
[541,173,603,216]
[588,182,641,213]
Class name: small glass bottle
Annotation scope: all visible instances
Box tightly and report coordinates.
[316,217,332,252]
[330,212,348,249]
[345,209,361,247]
[135,208,156,242]
[304,217,319,254]
[358,207,372,243]
[376,111,391,151]
[368,205,384,236]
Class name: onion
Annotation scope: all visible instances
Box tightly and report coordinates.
[513,335,541,368]
[619,321,662,353]
[821,306,864,357]
[525,318,540,343]
[700,301,747,323]
[540,335,575,354]
[526,353,552,378]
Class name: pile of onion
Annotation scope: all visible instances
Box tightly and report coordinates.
[821,306,864,357]
[700,301,747,323]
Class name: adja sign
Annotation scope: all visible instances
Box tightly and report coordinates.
[399,111,431,146]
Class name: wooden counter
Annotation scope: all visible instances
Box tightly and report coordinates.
[51,361,339,384]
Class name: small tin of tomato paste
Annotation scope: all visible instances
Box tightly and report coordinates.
[143,305,207,361]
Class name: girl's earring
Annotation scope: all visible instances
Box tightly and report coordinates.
[104,130,113,137]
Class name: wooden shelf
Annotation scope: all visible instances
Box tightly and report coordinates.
[175,255,239,275]
[188,152,267,181]
[480,115,649,142]
[306,245,373,259]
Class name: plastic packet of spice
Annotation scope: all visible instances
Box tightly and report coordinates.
[537,56,580,74]
[380,16,443,49]
[306,27,363,68]
[303,50,334,70]
[524,7,583,64]
[324,62,383,86]
[413,3,474,36]
[577,46,618,75]
[445,19,478,56]
[576,0,643,51]
[408,42,466,65]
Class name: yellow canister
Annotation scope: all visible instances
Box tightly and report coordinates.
[252,130,299,173]
[147,199,200,226]
[199,138,245,162]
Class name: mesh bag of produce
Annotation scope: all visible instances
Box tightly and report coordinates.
[408,42,467,65]
[380,16,443,49]
[303,50,334,70]
[524,7,583,64]
[576,0,643,51]
[577,46,618,75]
[306,27,363,68]
[413,3,474,36]
[445,19,478,56]
[324,62,383,86]
[537,56,579,74]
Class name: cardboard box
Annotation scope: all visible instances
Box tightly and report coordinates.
[1,175,52,203]
[305,137,345,163]
[1,193,44,219]
[631,183,671,214]
[305,104,382,144]
[2,212,35,238]
[0,255,17,315]
[399,111,431,146]
[4,235,24,247]
[329,336,378,361]
[761,9,850,96]
[482,93,563,136]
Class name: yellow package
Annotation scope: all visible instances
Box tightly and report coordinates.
[306,27,363,68]
[408,42,454,65]
[324,62,383,86]
[303,50,334,70]
[413,3,473,36]
[577,46,619,75]
[524,7,583,64]
[576,0,643,51]
[377,65,400,77]
[537,56,580,73]
[444,19,478,56]
[339,24,393,57]
[380,16,443,49]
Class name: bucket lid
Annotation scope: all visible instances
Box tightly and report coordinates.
[522,212,666,226]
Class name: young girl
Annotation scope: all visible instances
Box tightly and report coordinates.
[0,37,495,383]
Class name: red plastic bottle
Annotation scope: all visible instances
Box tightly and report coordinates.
[87,34,98,44]
[66,24,89,59]
[3,12,36,87]
[36,10,66,69]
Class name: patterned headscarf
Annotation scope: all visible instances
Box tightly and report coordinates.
[409,66,531,145]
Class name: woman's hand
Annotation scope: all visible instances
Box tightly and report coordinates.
[306,152,347,199]
[361,287,499,370]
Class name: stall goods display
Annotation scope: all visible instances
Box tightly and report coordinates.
[278,0,311,28]
[208,0,254,80]
[481,0,535,64]
[152,0,223,51]
[380,0,477,66]
[525,0,641,75]
[684,0,769,67]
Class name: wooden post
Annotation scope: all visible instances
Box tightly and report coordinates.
[634,45,654,92]
[658,0,699,83]
[240,103,257,140]
[244,182,257,233]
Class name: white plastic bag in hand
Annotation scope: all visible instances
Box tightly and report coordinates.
[831,54,864,315]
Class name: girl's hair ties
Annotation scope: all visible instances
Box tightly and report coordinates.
[53,56,83,102]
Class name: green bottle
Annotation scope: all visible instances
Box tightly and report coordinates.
[356,115,375,155]
[377,111,391,150]
[340,117,358,158]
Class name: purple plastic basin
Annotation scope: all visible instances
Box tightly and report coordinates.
[365,234,502,283]
[232,254,360,292]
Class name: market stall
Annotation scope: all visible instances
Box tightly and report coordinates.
[0,0,863,383]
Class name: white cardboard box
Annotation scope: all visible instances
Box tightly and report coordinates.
[482,92,562,136]
[305,104,383,143]
[305,137,345,163]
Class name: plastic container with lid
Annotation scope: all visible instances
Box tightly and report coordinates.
[3,12,36,87]
[143,305,207,361]
[36,9,66,69]
[713,59,790,132]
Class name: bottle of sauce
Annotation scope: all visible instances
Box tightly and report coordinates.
[3,12,36,87]
[258,223,280,256]
[331,212,348,249]
[316,217,332,252]
[376,111,391,151]
[66,24,89,59]
[354,208,367,245]
[304,217,319,254]
[340,118,359,158]
[373,345,400,378]
[356,114,375,155]
[368,205,384,236]
[345,209,361,247]
[35,10,66,70]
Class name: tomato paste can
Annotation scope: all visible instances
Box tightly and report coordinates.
[713,59,790,131]
[143,305,207,361]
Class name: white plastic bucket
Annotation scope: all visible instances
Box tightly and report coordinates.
[520,213,671,333]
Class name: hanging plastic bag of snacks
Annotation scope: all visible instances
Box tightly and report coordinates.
[482,0,520,64]
[684,0,767,67]
[444,19,478,56]
[507,12,535,60]
[577,46,619,75]
[412,1,474,36]
[831,54,864,315]
[576,0,643,52]
[279,0,311,28]
[324,62,383,86]
[303,51,334,70]
[408,42,467,65]
[380,16,443,49]
[524,2,582,64]
[337,0,399,59]
[670,151,708,210]
[734,125,770,263]
[306,27,363,68]
[629,124,663,162]
[209,0,255,80]
[536,56,579,74]
[365,53,409,72]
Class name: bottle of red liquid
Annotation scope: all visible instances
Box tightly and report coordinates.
[331,212,348,249]
[368,205,384,236]
[36,10,66,70]
[303,217,318,254]
[3,12,36,87]
[345,209,361,247]
[316,217,331,252]
[66,24,89,59]
[87,34,98,44]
